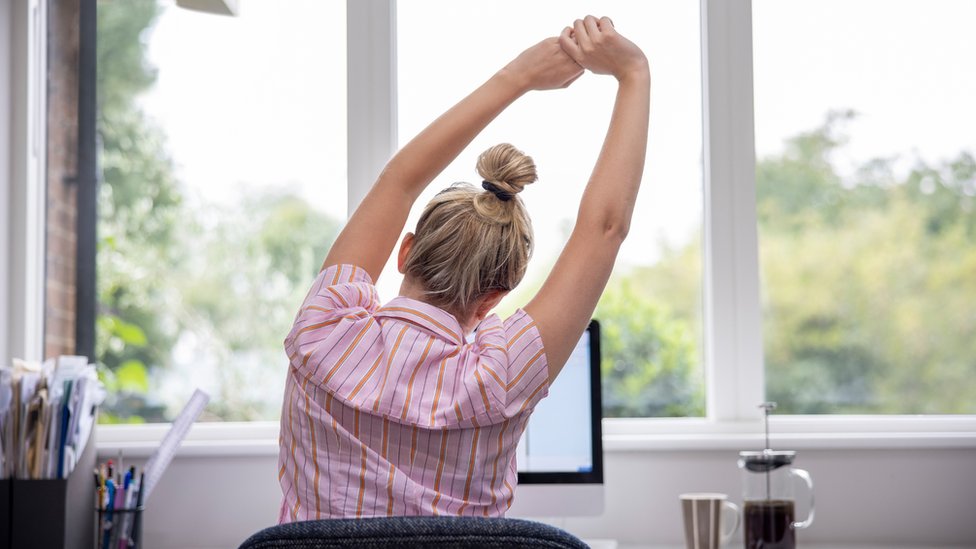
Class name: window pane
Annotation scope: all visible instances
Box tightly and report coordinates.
[96,0,346,422]
[394,1,705,417]
[753,1,976,413]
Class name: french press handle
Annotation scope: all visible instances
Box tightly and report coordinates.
[791,467,815,529]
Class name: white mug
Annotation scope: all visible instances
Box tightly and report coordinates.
[680,493,740,549]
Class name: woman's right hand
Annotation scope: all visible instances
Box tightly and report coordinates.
[558,16,648,81]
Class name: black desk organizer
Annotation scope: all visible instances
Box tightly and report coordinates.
[0,428,96,549]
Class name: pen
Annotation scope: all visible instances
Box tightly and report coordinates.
[115,478,125,509]
[128,472,145,548]
[112,474,127,549]
[102,478,115,549]
[95,469,104,508]
[118,473,137,549]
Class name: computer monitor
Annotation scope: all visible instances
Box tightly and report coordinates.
[509,320,604,517]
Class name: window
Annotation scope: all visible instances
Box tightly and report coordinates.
[393,0,706,418]
[753,0,976,414]
[96,0,346,422]
[76,1,975,440]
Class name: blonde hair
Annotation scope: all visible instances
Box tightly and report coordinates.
[403,143,537,318]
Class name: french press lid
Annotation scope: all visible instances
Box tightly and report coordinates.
[738,449,795,472]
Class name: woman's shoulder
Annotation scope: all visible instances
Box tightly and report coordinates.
[317,263,375,288]
[470,309,546,374]
[284,264,382,328]
[464,309,549,420]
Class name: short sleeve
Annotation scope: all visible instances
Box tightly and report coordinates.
[283,264,381,385]
[470,309,550,420]
[297,264,377,315]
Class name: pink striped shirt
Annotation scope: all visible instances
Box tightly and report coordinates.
[278,264,549,522]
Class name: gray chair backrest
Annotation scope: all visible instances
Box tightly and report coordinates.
[239,516,590,548]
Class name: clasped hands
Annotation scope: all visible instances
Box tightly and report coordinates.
[506,15,649,92]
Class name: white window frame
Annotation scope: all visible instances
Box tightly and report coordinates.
[87,0,976,454]
[3,0,47,366]
[0,0,9,366]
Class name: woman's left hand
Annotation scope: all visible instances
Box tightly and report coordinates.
[503,37,584,92]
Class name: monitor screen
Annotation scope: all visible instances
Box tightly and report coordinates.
[516,320,603,484]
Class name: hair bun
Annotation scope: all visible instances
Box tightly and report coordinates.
[476,143,537,199]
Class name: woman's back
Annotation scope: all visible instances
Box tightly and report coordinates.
[278,264,548,521]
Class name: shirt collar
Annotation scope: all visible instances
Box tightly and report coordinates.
[375,296,465,345]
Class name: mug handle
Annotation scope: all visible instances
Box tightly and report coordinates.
[791,468,816,529]
[720,500,740,544]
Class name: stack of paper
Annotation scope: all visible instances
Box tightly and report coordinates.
[0,355,105,479]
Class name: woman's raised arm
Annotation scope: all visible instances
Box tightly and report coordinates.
[525,16,651,382]
[322,38,583,281]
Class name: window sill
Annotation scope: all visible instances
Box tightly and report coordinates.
[95,416,976,458]
[603,430,976,451]
[602,415,976,450]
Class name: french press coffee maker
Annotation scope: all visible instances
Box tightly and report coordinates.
[738,403,815,549]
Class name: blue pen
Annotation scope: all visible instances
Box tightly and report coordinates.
[103,479,115,549]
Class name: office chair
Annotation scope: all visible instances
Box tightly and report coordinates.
[238,516,590,548]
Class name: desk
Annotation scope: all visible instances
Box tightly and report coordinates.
[611,545,973,549]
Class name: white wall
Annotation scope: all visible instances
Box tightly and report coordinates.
[106,445,976,548]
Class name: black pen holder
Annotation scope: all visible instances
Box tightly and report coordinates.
[0,428,97,549]
[96,505,144,549]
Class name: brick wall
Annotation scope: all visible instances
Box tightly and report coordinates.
[44,0,80,359]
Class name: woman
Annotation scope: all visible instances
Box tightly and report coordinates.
[279,16,649,521]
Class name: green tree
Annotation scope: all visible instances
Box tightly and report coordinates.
[757,113,976,414]
[588,111,975,418]
[173,191,338,420]
[596,280,703,417]
[97,0,180,422]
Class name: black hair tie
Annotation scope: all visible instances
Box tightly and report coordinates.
[482,180,514,202]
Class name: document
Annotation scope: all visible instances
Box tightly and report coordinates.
[0,356,105,479]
